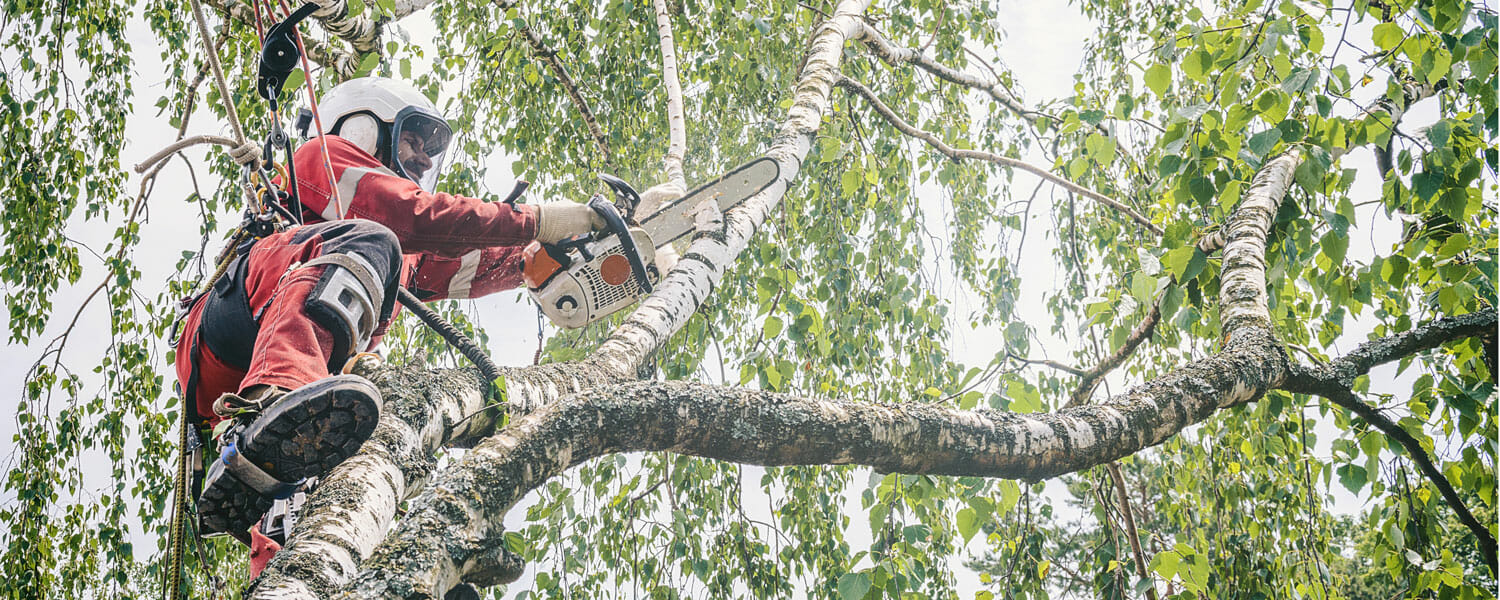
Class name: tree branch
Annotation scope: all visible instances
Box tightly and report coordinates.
[652,0,688,188]
[1066,299,1163,407]
[495,0,613,167]
[1280,309,1498,570]
[1293,309,1496,389]
[852,21,1038,125]
[133,135,240,174]
[836,75,1162,237]
[341,122,1305,598]
[1107,462,1158,600]
[245,359,627,599]
[351,323,1290,597]
[201,0,360,76]
[304,0,435,55]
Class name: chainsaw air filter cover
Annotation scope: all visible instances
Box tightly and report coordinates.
[522,227,659,329]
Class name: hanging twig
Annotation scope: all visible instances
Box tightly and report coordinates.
[495,0,613,167]
[836,75,1162,236]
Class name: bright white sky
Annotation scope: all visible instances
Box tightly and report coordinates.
[0,0,1442,597]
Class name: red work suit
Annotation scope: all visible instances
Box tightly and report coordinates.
[172,135,538,575]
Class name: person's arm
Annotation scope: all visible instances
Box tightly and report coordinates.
[292,136,598,257]
[405,246,528,302]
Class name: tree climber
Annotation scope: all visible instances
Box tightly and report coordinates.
[172,76,607,576]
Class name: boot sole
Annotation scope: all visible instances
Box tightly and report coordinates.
[198,375,381,540]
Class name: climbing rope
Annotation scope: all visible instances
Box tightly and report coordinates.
[163,5,512,594]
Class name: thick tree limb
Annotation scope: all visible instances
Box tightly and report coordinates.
[245,359,627,599]
[201,0,360,76]
[836,75,1163,236]
[652,0,688,188]
[1291,309,1496,389]
[495,0,613,167]
[1281,309,1498,569]
[349,319,1289,597]
[341,100,1305,599]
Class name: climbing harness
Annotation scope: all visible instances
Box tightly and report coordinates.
[165,4,512,595]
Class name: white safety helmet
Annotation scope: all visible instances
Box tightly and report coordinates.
[318,76,453,192]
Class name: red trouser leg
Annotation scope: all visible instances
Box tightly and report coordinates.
[238,263,339,393]
[173,228,339,427]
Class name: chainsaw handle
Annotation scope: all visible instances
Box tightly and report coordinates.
[588,194,653,294]
[597,173,642,220]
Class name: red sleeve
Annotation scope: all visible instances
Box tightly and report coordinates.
[405,245,528,302]
[291,136,538,257]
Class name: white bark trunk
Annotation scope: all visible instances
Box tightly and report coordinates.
[333,1,874,594]
[340,143,1305,600]
[652,0,688,189]
[246,361,623,598]
[307,0,437,54]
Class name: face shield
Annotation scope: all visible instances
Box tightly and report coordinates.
[389,106,452,192]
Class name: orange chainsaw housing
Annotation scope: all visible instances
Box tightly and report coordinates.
[521,240,564,290]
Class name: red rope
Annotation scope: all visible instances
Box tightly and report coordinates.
[280,0,345,218]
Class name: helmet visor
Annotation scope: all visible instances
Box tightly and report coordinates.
[390,107,452,192]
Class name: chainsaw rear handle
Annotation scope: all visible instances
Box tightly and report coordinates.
[588,192,653,294]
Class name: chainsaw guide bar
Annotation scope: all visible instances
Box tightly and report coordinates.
[638,157,781,246]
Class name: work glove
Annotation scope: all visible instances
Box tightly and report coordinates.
[635,181,686,218]
[636,182,686,273]
[534,202,606,244]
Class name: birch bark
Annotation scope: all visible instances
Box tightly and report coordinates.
[336,49,1307,600]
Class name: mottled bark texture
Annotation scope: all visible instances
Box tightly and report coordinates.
[349,320,1289,597]
[246,358,625,599]
[202,0,362,77]
[336,83,1311,600]
[1282,309,1498,568]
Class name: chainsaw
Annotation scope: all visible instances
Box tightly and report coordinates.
[521,157,780,329]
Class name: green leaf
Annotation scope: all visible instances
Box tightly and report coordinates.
[1427,120,1452,148]
[1248,128,1282,157]
[837,572,872,600]
[1320,231,1348,264]
[1412,170,1442,201]
[1337,464,1368,493]
[1373,22,1404,51]
[1189,177,1216,205]
[763,315,784,338]
[1182,50,1212,82]
[1145,64,1172,97]
[957,507,979,543]
[998,480,1021,514]
[1281,67,1315,94]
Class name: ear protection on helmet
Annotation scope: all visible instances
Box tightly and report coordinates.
[333,113,385,159]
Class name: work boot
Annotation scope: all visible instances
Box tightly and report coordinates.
[197,374,382,543]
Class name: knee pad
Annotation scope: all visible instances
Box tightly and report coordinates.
[303,252,387,369]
